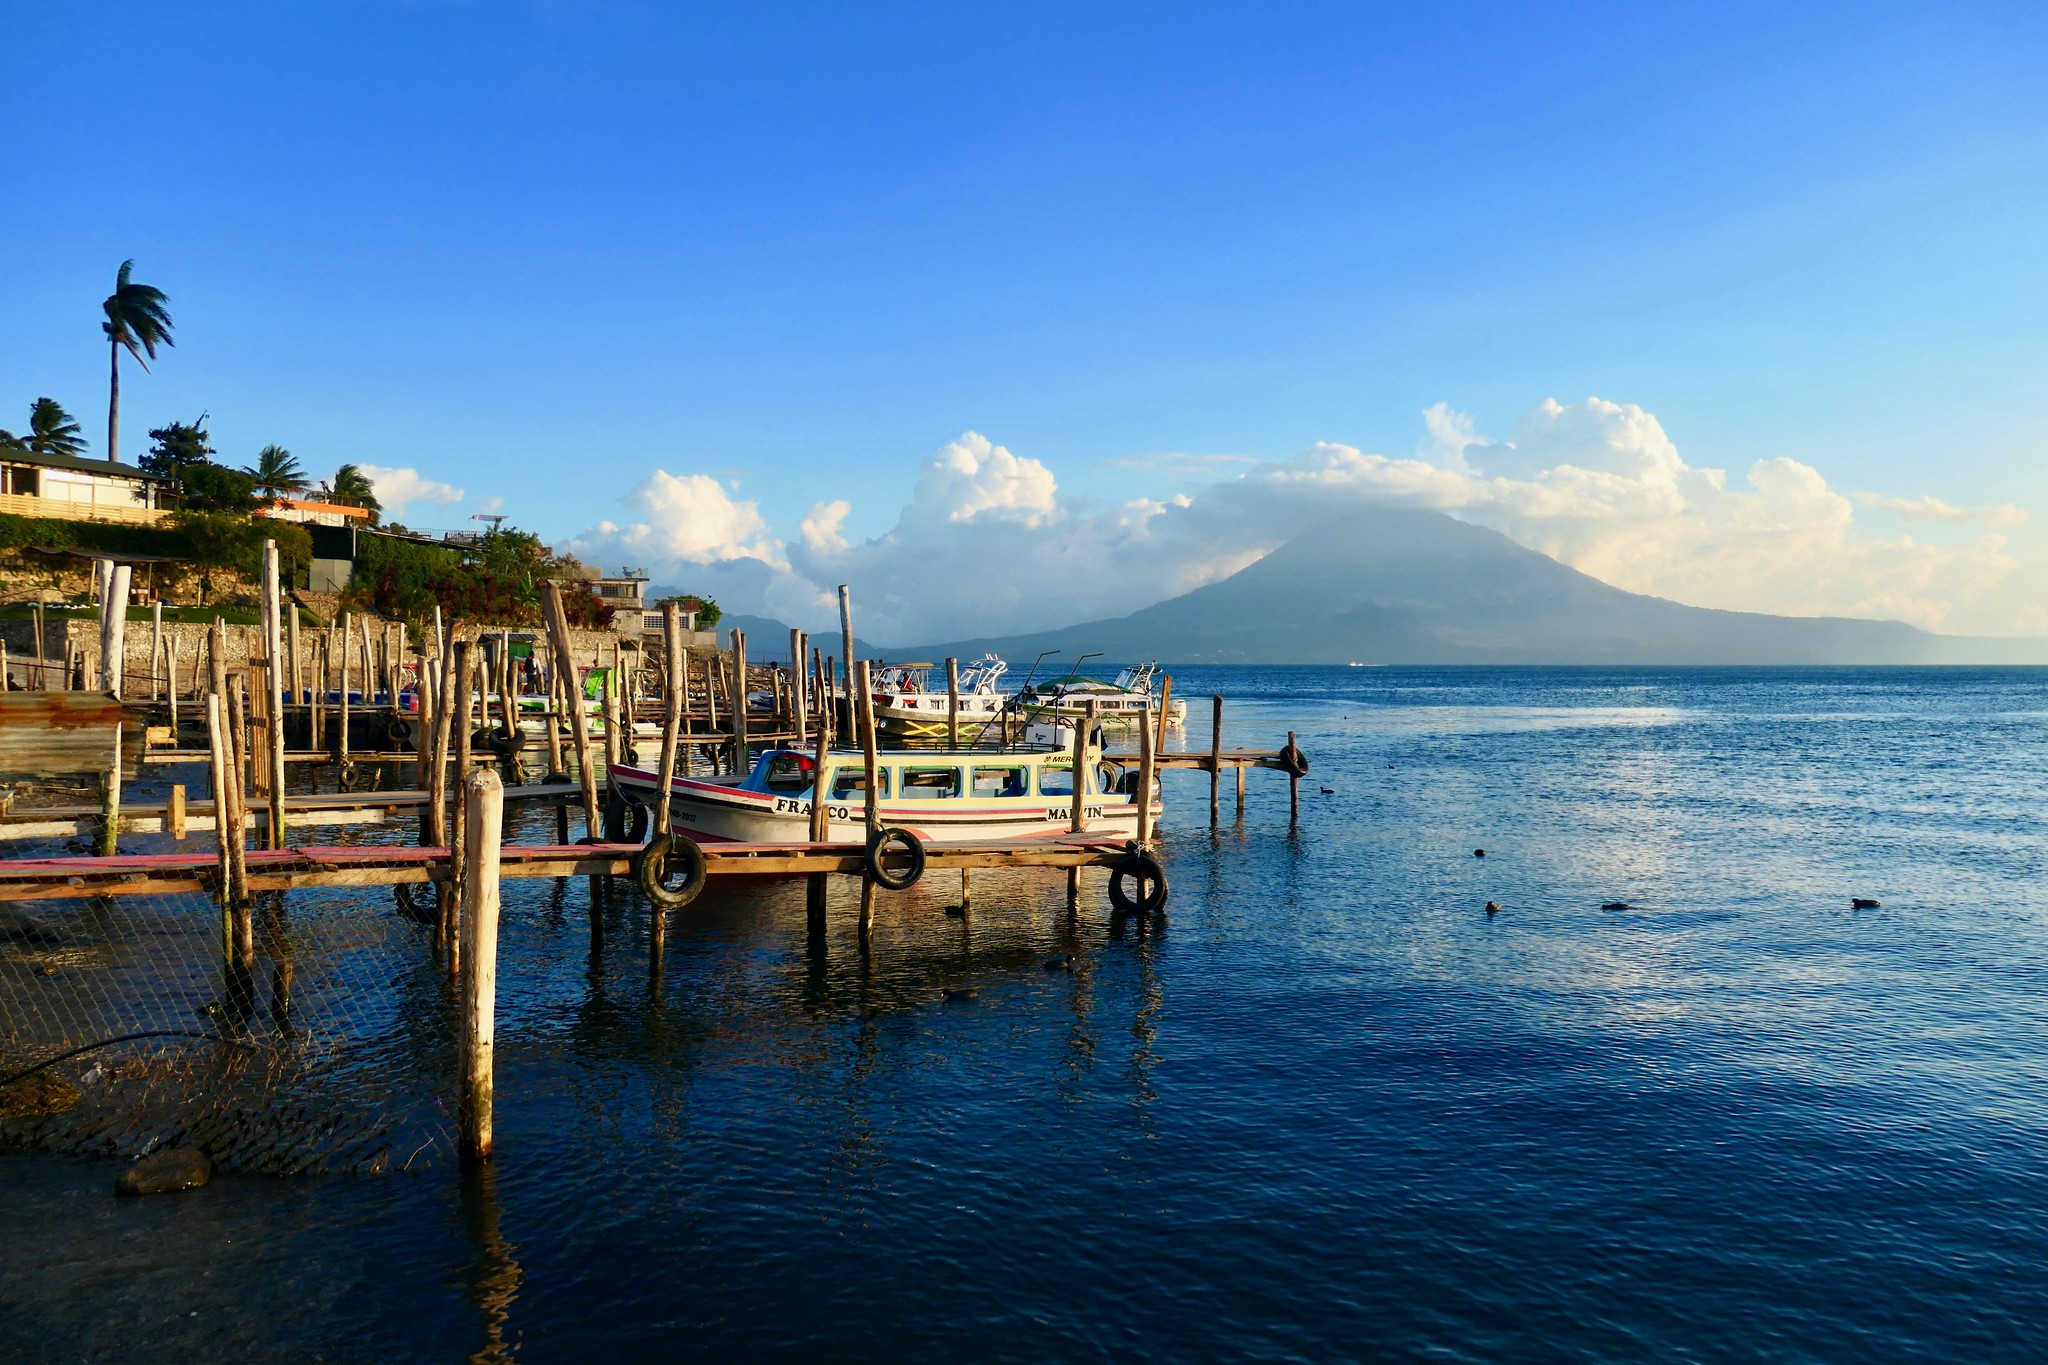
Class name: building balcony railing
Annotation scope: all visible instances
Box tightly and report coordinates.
[0,491,168,527]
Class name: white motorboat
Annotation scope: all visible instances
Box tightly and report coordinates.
[609,743,1160,846]
[1015,661,1187,727]
[867,654,1009,739]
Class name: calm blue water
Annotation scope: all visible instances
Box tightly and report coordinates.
[7,666,2048,1361]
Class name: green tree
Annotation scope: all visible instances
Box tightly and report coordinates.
[244,444,308,499]
[0,398,89,459]
[102,260,174,466]
[330,463,382,523]
[140,418,217,502]
[168,510,309,604]
[655,593,722,629]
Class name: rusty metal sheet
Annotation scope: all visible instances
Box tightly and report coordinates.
[0,690,134,778]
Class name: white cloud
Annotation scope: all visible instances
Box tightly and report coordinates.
[570,470,783,574]
[1852,492,2027,526]
[567,401,2038,641]
[360,464,464,521]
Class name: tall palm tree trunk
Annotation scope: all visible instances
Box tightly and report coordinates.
[107,338,121,465]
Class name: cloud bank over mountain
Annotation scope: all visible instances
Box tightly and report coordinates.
[568,399,2039,644]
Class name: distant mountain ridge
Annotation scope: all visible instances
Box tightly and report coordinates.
[887,507,2044,666]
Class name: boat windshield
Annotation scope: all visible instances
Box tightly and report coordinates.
[760,753,814,794]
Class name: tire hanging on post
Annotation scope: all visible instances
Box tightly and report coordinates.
[636,833,707,909]
[864,827,925,891]
[1107,850,1169,916]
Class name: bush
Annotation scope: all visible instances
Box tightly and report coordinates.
[342,527,614,629]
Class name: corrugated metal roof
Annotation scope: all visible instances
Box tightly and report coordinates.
[0,447,156,480]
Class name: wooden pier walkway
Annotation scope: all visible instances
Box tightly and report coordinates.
[0,832,1138,902]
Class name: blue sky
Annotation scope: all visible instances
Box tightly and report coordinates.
[5,2,2047,638]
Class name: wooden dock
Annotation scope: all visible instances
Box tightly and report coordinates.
[0,832,1138,902]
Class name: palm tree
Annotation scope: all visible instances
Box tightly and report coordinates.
[244,444,308,500]
[331,463,382,522]
[102,259,174,465]
[0,398,88,459]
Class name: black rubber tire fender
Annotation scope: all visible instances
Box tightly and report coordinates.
[386,715,416,747]
[636,833,708,909]
[487,725,526,759]
[1279,744,1309,778]
[603,786,651,843]
[864,827,926,891]
[1107,851,1169,916]
[393,881,438,925]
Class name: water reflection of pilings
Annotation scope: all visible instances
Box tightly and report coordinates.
[459,1164,524,1364]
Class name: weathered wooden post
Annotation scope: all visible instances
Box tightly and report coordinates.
[95,565,132,855]
[731,628,748,774]
[946,656,960,750]
[459,767,504,1167]
[149,600,162,701]
[286,600,302,726]
[1209,695,1224,828]
[1156,674,1174,751]
[1138,701,1156,847]
[1236,763,1246,821]
[167,783,186,841]
[650,604,686,967]
[165,634,179,733]
[838,584,856,678]
[1288,729,1301,824]
[222,683,257,1022]
[338,614,352,766]
[858,660,880,940]
[1067,700,1096,910]
[541,581,601,840]
[790,628,807,748]
[261,541,287,847]
[448,641,477,974]
[205,691,234,963]
[804,682,833,936]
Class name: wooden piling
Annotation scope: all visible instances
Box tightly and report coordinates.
[1210,695,1224,828]
[805,665,833,933]
[286,598,302,719]
[429,653,457,848]
[149,600,162,701]
[790,628,807,749]
[338,615,352,765]
[96,566,131,855]
[946,656,960,750]
[650,606,686,966]
[449,641,477,974]
[167,783,186,841]
[732,629,748,774]
[1137,700,1156,848]
[1156,673,1174,752]
[540,581,601,840]
[858,660,880,940]
[1288,729,1300,823]
[261,541,287,848]
[1236,763,1246,820]
[1067,699,1095,909]
[459,767,504,1167]
[838,584,856,686]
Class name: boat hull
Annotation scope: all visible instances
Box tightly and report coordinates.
[610,763,1157,846]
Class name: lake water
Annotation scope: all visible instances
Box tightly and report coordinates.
[6,665,2048,1361]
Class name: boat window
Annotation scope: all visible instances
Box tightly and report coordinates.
[829,767,888,800]
[972,766,1029,798]
[763,754,813,793]
[898,766,962,800]
[1039,762,1076,798]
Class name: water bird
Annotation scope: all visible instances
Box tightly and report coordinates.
[1601,901,1631,911]
[1852,897,1880,909]
[1485,901,1500,916]
[1044,954,1076,971]
[943,905,966,918]
[1319,785,1335,795]
[941,986,980,1002]
[1474,849,1485,858]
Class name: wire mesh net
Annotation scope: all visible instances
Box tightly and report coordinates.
[0,881,455,1175]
